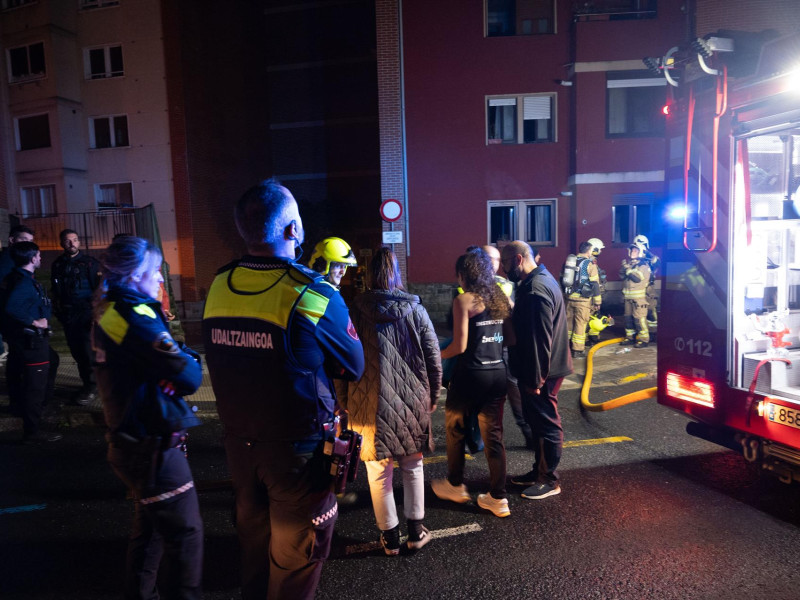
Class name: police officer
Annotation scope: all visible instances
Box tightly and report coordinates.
[564,241,602,358]
[203,179,365,600]
[51,229,102,405]
[94,236,203,599]
[0,225,35,363]
[0,224,34,282]
[309,236,358,288]
[620,240,652,348]
[0,241,61,443]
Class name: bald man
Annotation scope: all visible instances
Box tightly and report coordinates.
[500,242,572,500]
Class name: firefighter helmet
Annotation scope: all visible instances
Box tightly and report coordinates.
[633,234,650,252]
[309,237,357,275]
[586,238,605,256]
[589,314,612,333]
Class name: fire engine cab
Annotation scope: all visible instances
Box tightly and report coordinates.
[656,31,800,482]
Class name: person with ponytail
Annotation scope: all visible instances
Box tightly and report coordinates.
[94,235,203,599]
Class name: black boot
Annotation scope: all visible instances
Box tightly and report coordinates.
[406,519,431,550]
[380,525,400,556]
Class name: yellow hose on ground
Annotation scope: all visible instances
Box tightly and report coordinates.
[580,337,657,412]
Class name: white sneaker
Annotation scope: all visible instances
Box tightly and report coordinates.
[477,493,510,518]
[431,478,470,504]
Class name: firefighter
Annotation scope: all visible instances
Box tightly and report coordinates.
[309,236,358,289]
[585,237,606,348]
[633,234,660,342]
[563,241,602,358]
[620,241,651,348]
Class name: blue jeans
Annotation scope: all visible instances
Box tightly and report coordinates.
[520,377,565,484]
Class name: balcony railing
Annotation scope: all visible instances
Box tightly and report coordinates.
[17,205,157,252]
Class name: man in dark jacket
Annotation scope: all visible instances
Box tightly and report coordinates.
[203,179,364,600]
[0,241,61,443]
[51,229,102,405]
[501,241,572,500]
[0,225,35,364]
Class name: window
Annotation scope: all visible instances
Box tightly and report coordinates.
[486,0,554,36]
[21,185,56,217]
[488,199,556,245]
[607,71,666,137]
[2,0,37,10]
[487,94,555,144]
[84,45,123,79]
[95,182,133,210]
[90,115,129,148]
[15,114,51,151]
[573,0,656,21]
[613,194,653,244]
[7,41,45,83]
[80,0,119,8]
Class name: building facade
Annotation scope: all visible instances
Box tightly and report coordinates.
[375,0,692,322]
[0,0,181,290]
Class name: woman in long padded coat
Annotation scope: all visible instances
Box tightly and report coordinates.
[338,248,442,555]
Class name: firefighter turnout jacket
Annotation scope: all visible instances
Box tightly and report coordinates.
[620,259,651,301]
[94,286,202,439]
[569,256,602,305]
[202,256,365,442]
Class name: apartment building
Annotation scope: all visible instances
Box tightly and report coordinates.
[0,0,182,292]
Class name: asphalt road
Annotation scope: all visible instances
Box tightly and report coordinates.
[2,344,800,599]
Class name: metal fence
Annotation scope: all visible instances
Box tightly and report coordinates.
[18,205,154,252]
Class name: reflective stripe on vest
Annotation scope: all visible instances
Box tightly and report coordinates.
[203,266,331,329]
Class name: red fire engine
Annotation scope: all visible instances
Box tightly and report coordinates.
[656,31,800,482]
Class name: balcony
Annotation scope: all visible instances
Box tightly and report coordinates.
[17,204,159,252]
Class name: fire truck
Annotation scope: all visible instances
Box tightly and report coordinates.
[656,31,800,482]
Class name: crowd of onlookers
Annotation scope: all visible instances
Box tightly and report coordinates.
[1,181,660,599]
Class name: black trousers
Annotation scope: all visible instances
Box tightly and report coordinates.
[520,377,565,484]
[108,444,203,600]
[7,336,59,435]
[60,309,95,389]
[224,437,337,600]
[445,367,508,499]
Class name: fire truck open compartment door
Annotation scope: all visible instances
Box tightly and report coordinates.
[732,126,800,405]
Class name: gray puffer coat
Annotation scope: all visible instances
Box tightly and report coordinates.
[338,289,442,462]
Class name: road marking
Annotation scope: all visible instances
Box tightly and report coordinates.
[344,522,483,555]
[618,373,650,384]
[564,436,633,448]
[0,503,46,515]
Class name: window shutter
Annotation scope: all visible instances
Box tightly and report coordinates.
[523,96,550,120]
[489,98,516,107]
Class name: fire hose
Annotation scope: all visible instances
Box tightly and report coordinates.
[580,337,657,412]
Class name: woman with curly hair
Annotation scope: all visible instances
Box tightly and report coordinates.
[432,247,514,518]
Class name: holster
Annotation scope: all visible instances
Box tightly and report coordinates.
[322,418,363,494]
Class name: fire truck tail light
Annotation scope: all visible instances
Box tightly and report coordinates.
[666,372,715,408]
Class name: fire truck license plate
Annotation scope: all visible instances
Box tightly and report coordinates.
[765,403,800,430]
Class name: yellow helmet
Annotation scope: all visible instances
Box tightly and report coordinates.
[589,315,613,333]
[309,237,357,275]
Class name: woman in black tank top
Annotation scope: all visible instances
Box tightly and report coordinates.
[431,248,513,518]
